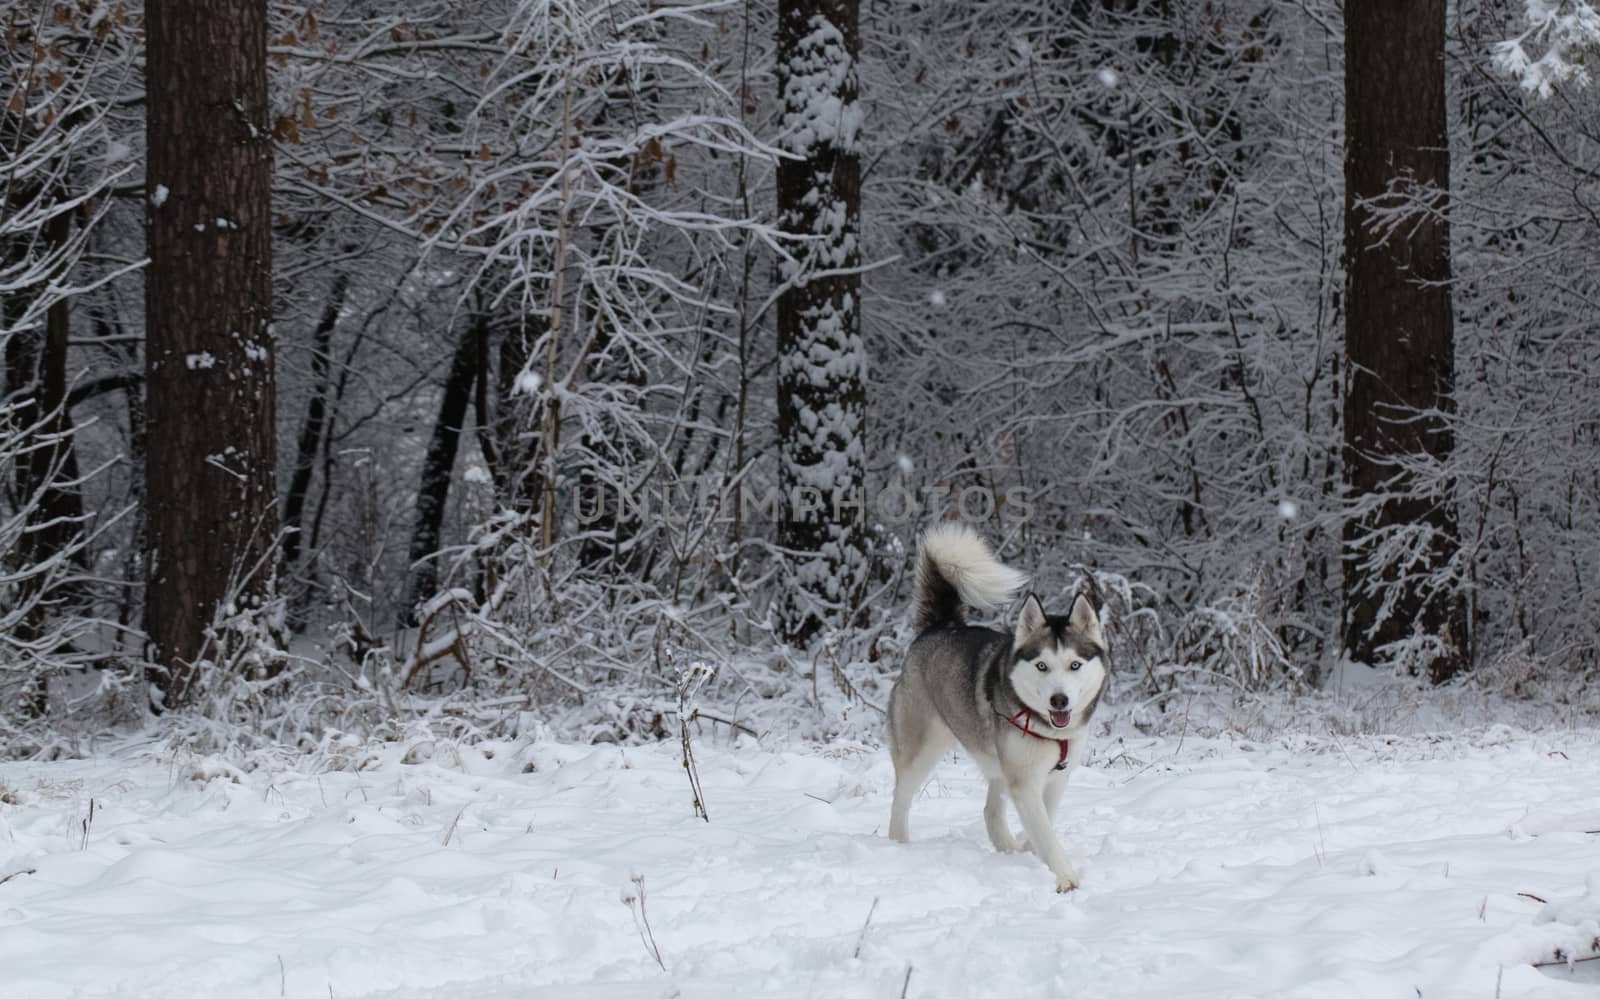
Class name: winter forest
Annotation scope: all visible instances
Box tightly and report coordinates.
[5,1,1600,996]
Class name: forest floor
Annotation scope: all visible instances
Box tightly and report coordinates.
[2,720,1599,998]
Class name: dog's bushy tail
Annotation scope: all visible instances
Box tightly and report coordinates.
[912,523,1028,633]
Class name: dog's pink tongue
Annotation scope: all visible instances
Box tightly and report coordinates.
[1049,709,1071,728]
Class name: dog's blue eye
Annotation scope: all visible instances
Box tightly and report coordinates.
[1070,661,1083,671]
[1034,661,1048,672]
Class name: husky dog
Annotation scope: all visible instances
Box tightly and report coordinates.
[886,523,1108,892]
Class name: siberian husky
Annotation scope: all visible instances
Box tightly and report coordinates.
[886,523,1108,892]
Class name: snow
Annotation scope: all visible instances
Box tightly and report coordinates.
[150,185,169,207]
[2,731,1598,997]
[512,370,543,396]
[1496,1,1600,97]
[779,16,862,155]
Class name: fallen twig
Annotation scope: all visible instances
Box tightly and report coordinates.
[442,806,466,846]
[1532,952,1600,969]
[80,798,95,851]
[854,896,879,958]
[0,868,36,886]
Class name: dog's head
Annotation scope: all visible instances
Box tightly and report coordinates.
[1005,593,1108,732]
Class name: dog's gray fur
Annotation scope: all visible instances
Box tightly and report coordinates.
[887,523,1108,892]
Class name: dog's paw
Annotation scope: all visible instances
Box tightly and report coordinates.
[991,834,1022,854]
[1053,870,1079,893]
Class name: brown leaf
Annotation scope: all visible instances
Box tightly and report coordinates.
[664,154,676,185]
[7,90,25,114]
[478,143,491,161]
[272,115,300,144]
[637,136,661,170]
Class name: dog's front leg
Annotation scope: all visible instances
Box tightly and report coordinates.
[1014,772,1069,854]
[1008,777,1078,892]
[984,779,1020,852]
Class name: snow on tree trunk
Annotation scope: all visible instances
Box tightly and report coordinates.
[775,0,867,646]
[144,0,278,709]
[1341,0,1468,683]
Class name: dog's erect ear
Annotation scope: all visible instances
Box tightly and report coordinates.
[1068,593,1103,646]
[1015,593,1047,640]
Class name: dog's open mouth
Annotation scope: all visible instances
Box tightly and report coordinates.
[1048,708,1071,729]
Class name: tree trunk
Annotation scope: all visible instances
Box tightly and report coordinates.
[491,317,546,516]
[144,0,277,709]
[2,156,87,716]
[775,0,867,645]
[282,273,349,570]
[403,316,484,622]
[1341,0,1467,683]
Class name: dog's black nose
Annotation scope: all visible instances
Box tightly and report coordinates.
[1049,693,1068,710]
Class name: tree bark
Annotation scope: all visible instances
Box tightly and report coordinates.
[774,0,867,645]
[1,133,87,715]
[282,273,349,570]
[144,0,277,708]
[403,316,484,622]
[1341,0,1467,683]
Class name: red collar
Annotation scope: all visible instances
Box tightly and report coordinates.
[999,708,1070,770]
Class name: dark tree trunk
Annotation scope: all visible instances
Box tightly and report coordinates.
[144,0,277,709]
[403,316,484,622]
[491,316,546,515]
[5,206,86,575]
[101,320,147,634]
[282,273,349,570]
[2,158,87,716]
[775,0,867,645]
[577,308,647,578]
[1341,0,1467,683]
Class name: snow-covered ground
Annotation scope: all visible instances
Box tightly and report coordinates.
[3,728,1598,998]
